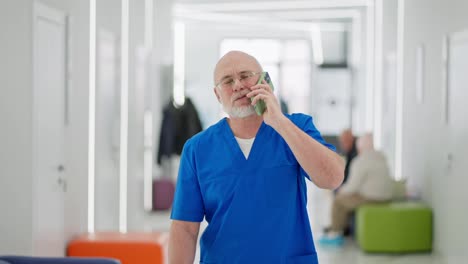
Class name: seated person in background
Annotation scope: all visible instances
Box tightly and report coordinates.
[319,133,394,245]
[324,129,357,235]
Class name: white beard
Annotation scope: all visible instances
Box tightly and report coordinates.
[225,105,256,118]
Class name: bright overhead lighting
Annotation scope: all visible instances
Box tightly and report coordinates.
[174,10,311,31]
[365,2,375,132]
[310,25,324,65]
[173,21,186,107]
[143,111,153,211]
[88,0,96,234]
[374,0,383,150]
[119,0,129,233]
[145,0,153,49]
[143,0,153,213]
[175,0,369,13]
[266,9,360,21]
[395,0,405,181]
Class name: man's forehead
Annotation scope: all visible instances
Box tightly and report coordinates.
[214,51,261,79]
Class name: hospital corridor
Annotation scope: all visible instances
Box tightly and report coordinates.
[1,0,468,263]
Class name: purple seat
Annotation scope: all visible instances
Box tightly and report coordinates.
[152,178,175,211]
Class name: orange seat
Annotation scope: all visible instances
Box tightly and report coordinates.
[67,232,168,264]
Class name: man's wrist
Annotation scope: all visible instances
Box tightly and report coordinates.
[271,115,292,134]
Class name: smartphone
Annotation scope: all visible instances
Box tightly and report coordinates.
[252,72,275,116]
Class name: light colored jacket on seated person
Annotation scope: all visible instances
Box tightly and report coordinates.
[338,147,393,201]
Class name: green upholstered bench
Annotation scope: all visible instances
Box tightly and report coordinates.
[356,201,432,253]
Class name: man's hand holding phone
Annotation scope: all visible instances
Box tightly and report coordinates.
[251,72,274,115]
[248,71,286,128]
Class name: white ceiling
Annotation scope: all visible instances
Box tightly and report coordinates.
[174,0,371,65]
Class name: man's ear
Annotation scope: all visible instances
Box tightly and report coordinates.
[213,88,221,103]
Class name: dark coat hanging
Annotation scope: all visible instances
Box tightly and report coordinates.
[157,97,203,165]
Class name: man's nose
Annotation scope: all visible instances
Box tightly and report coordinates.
[232,78,245,91]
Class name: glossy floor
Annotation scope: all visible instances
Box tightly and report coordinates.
[316,238,440,264]
[150,182,442,263]
[308,183,441,264]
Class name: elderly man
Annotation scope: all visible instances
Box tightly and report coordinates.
[168,51,344,263]
[320,133,393,245]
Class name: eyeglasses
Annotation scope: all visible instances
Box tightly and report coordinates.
[215,71,262,90]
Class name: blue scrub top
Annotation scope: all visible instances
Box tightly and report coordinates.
[171,113,335,264]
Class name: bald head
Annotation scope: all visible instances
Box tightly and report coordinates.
[339,129,355,153]
[357,133,374,154]
[213,51,262,85]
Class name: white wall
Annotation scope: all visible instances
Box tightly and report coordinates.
[37,0,170,235]
[0,0,91,254]
[398,0,468,262]
[313,68,352,135]
[153,0,174,105]
[0,0,34,255]
[0,0,153,249]
[74,0,159,233]
[61,0,92,244]
[97,0,121,34]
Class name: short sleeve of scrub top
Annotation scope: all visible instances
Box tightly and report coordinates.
[170,140,205,222]
[290,114,336,179]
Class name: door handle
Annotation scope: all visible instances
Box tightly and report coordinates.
[447,153,453,171]
[57,164,67,192]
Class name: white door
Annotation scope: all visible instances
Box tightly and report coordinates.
[32,2,68,256]
[446,29,468,263]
